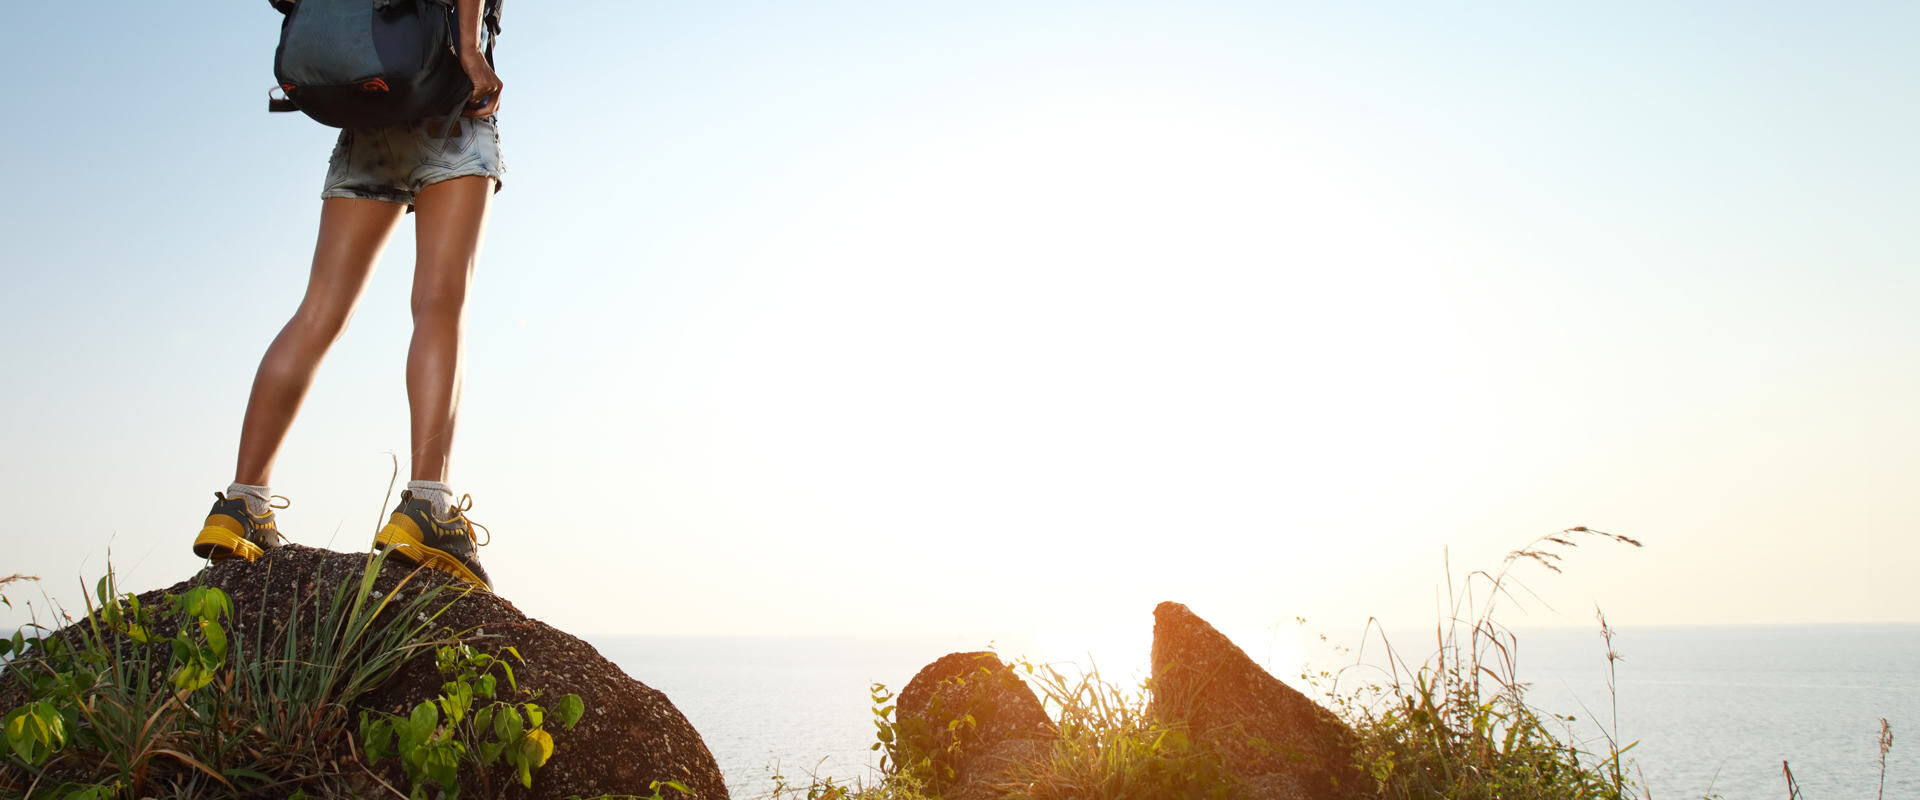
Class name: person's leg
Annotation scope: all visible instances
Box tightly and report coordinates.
[405,174,493,484]
[234,197,406,485]
[198,196,403,563]
[371,174,495,589]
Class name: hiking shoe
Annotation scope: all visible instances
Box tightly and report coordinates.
[192,492,289,562]
[373,491,492,590]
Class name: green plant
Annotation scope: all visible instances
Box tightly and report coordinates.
[0,551,482,798]
[361,641,585,799]
[0,570,237,798]
[861,656,1230,800]
[1005,659,1231,800]
[232,549,460,789]
[1319,527,1646,800]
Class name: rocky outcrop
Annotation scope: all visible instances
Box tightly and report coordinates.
[895,651,1053,800]
[2,545,727,799]
[1149,601,1369,800]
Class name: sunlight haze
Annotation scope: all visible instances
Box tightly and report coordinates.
[2,1,1915,656]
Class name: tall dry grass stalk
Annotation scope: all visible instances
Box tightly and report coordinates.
[1878,717,1894,800]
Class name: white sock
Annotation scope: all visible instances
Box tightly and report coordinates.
[407,480,456,518]
[225,482,273,515]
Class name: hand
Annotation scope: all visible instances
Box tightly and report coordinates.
[461,54,503,117]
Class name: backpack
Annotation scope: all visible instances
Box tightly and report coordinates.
[266,0,502,129]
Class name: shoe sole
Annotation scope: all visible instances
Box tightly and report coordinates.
[374,519,490,590]
[193,521,264,562]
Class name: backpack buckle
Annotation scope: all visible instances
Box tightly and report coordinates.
[267,84,299,113]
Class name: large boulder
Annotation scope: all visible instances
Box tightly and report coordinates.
[895,651,1054,800]
[1149,602,1370,800]
[0,545,727,800]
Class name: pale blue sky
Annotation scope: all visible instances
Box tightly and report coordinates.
[2,2,1916,645]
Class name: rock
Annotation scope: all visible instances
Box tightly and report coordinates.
[1149,601,1371,800]
[1,545,727,800]
[895,651,1054,800]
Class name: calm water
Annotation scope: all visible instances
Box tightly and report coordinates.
[591,625,1920,800]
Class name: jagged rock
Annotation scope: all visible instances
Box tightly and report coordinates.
[896,651,1054,800]
[1,545,727,800]
[1149,601,1371,800]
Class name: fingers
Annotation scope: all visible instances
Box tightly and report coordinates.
[464,70,503,117]
[468,76,502,104]
[464,91,502,118]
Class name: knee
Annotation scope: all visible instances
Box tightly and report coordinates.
[410,267,472,322]
[289,300,355,342]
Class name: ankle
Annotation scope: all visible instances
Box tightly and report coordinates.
[226,482,274,515]
[407,480,456,517]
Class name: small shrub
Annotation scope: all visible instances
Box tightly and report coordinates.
[361,642,585,799]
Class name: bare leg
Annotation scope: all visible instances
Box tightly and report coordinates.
[234,198,406,485]
[406,176,493,484]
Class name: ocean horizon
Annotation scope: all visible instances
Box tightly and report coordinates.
[589,623,1920,799]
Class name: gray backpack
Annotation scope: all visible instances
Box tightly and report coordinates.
[267,0,500,129]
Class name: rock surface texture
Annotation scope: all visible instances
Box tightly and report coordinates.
[2,545,729,799]
[1150,601,1372,800]
[896,651,1054,800]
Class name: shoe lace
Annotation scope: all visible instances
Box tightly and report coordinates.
[438,494,490,547]
[269,495,292,510]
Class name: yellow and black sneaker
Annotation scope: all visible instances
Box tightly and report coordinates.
[373,491,493,591]
[192,492,289,562]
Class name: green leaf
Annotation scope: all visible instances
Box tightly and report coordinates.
[439,680,473,725]
[426,744,462,792]
[492,704,519,742]
[5,709,36,763]
[501,706,525,741]
[208,587,234,620]
[362,717,392,762]
[557,694,585,730]
[31,703,65,748]
[500,660,518,693]
[410,701,440,743]
[202,620,228,662]
[478,674,497,699]
[172,660,215,692]
[183,586,207,620]
[523,702,544,729]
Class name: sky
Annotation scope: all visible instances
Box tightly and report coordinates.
[1,1,1916,648]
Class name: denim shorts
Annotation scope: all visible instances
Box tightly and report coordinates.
[320,115,505,209]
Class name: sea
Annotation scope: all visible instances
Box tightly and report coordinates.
[590,625,1920,800]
